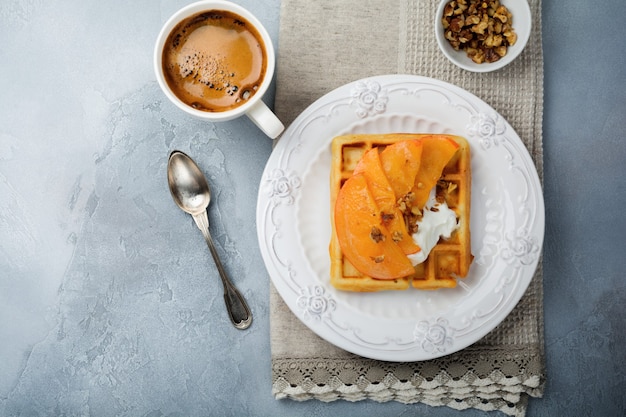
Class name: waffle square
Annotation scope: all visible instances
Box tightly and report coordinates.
[329,133,472,292]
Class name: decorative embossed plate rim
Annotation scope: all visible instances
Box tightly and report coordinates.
[256,75,544,361]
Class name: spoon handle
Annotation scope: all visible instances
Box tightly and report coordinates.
[193,212,252,330]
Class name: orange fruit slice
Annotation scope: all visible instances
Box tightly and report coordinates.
[334,173,415,279]
[353,148,420,255]
[379,139,423,199]
[412,135,460,208]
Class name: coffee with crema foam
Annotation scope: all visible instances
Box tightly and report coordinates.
[162,10,267,112]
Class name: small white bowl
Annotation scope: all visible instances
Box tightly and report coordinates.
[434,0,531,72]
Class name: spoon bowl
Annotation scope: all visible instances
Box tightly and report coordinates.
[167,152,211,215]
[167,151,252,330]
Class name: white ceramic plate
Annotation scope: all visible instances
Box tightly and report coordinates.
[257,75,544,362]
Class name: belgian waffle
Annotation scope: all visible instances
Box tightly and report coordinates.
[329,133,472,292]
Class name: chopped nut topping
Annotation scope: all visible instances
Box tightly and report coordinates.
[437,180,459,194]
[391,231,403,242]
[396,192,416,215]
[381,212,395,225]
[370,226,385,243]
[405,205,422,234]
[371,255,385,263]
[441,0,517,64]
[436,179,459,205]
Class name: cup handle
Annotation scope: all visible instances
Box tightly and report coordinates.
[245,100,285,139]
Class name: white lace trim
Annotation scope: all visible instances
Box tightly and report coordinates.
[272,354,544,417]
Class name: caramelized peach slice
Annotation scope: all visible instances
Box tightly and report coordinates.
[412,135,460,208]
[334,174,415,279]
[379,139,423,199]
[354,148,420,255]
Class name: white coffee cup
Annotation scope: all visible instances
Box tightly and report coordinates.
[154,0,284,139]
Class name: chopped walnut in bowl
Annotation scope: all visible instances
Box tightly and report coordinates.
[435,0,531,72]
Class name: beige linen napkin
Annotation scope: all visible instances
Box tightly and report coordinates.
[270,1,545,416]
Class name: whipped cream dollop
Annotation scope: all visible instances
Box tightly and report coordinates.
[407,188,458,265]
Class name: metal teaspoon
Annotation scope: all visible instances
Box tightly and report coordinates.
[167,150,252,330]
